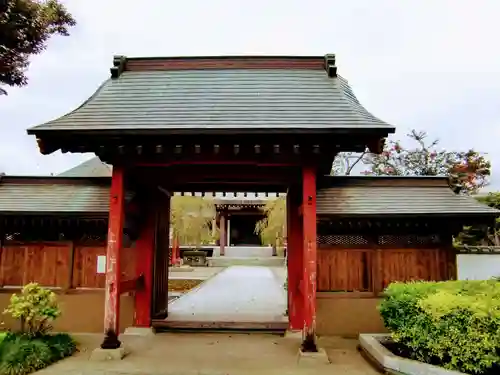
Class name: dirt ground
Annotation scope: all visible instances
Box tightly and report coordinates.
[35,333,379,375]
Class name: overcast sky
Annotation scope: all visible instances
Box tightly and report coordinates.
[1,0,499,190]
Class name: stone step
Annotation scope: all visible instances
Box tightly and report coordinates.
[207,257,285,267]
[224,246,274,257]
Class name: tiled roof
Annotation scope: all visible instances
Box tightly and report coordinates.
[58,157,111,177]
[0,177,109,215]
[28,55,395,133]
[3,175,495,218]
[317,176,500,216]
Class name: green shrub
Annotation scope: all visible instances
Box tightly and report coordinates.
[379,280,500,374]
[0,333,76,375]
[42,333,77,359]
[3,283,60,337]
[0,336,52,374]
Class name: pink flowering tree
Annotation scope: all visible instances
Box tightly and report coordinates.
[333,130,490,195]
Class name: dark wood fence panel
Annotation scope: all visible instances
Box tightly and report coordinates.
[0,243,70,287]
[72,245,136,289]
[378,248,452,290]
[0,245,25,286]
[72,246,106,288]
[318,247,455,294]
[318,248,372,292]
[0,243,136,290]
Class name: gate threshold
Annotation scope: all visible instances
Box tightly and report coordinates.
[152,319,288,334]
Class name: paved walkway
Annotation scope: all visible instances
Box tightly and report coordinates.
[166,265,287,322]
[35,333,379,375]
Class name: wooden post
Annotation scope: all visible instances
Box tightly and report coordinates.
[302,166,317,351]
[219,213,226,256]
[172,237,180,265]
[101,166,125,349]
[134,207,155,327]
[66,241,75,291]
[286,187,303,331]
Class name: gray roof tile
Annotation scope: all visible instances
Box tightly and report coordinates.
[30,67,395,132]
[59,157,111,177]
[317,178,500,216]
[0,178,109,214]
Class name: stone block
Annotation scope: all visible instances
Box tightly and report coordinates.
[297,347,330,366]
[90,347,126,361]
[123,326,156,337]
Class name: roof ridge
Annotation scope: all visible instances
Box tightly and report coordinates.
[112,54,337,78]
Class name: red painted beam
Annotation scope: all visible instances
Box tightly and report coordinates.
[102,166,125,349]
[134,211,155,327]
[302,166,317,351]
[119,277,143,294]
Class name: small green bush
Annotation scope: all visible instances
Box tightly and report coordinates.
[0,333,76,375]
[3,283,60,337]
[379,280,500,374]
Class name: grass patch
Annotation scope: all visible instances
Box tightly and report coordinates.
[0,332,76,375]
[168,279,203,292]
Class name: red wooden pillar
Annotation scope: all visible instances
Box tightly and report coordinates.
[171,237,180,265]
[286,187,303,331]
[219,213,226,256]
[134,207,155,327]
[101,166,125,349]
[302,166,317,351]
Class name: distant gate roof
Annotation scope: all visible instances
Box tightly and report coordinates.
[58,157,111,178]
[28,55,395,136]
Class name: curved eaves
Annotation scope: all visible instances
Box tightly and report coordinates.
[337,76,393,128]
[28,79,110,132]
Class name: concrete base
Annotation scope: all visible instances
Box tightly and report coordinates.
[297,348,330,366]
[123,326,156,337]
[90,347,126,361]
[359,334,466,375]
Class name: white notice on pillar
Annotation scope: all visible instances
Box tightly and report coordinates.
[97,255,106,274]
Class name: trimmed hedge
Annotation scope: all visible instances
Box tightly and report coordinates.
[0,333,76,375]
[379,280,500,375]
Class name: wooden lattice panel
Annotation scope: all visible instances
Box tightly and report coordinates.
[377,234,440,247]
[318,234,369,246]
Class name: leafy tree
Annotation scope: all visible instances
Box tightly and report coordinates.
[455,193,500,247]
[170,196,217,247]
[0,0,76,95]
[333,130,490,195]
[255,197,286,255]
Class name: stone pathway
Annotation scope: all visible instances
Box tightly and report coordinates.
[166,265,287,323]
[35,333,379,375]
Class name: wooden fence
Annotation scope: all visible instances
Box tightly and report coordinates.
[317,247,456,294]
[0,242,137,290]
